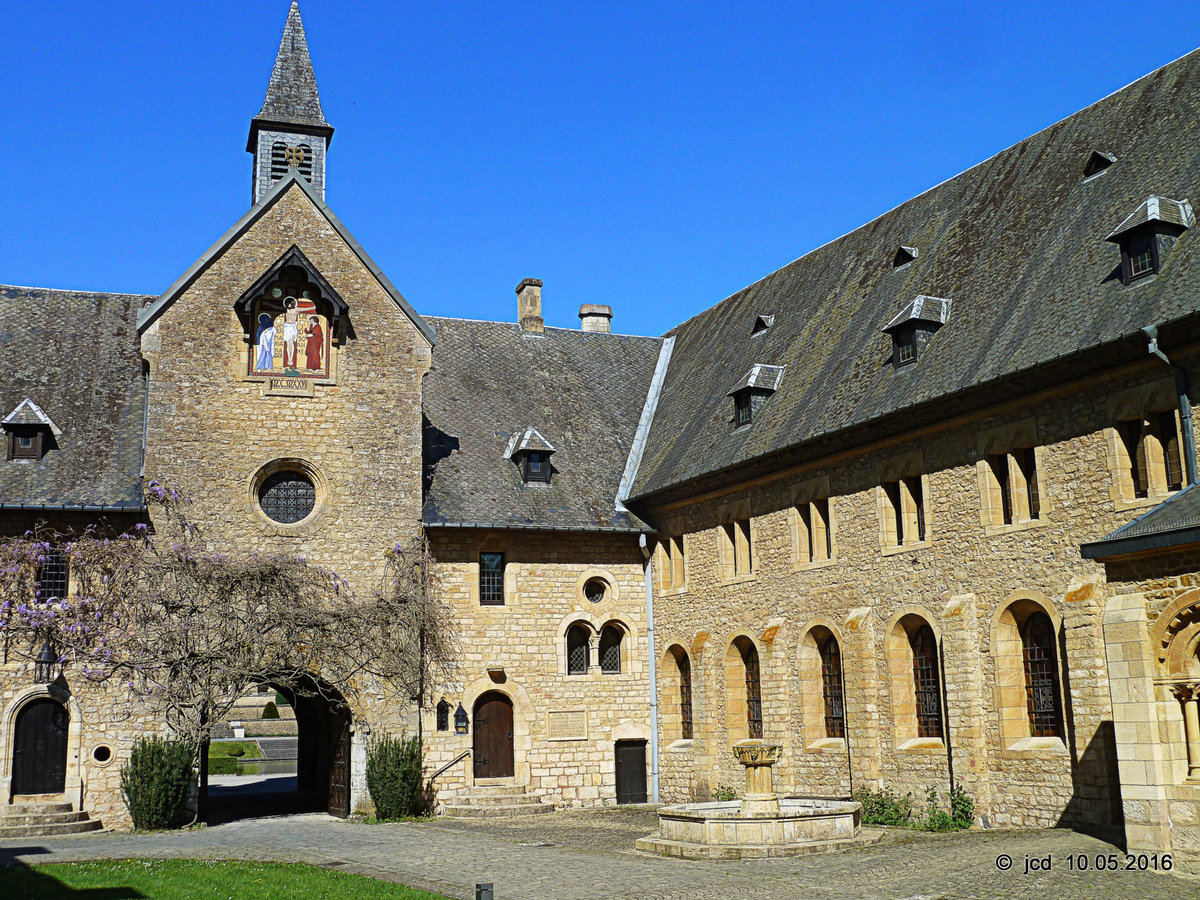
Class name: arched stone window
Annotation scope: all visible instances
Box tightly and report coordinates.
[677,648,693,739]
[1022,612,1062,738]
[600,624,623,674]
[993,595,1065,748]
[820,634,845,739]
[662,644,694,742]
[912,625,942,739]
[567,624,590,676]
[725,636,764,740]
[436,698,450,732]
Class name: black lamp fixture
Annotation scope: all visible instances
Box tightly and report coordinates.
[454,702,469,735]
[35,640,56,684]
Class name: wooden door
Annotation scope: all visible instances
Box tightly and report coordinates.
[473,692,514,779]
[13,698,69,795]
[327,708,350,818]
[615,740,647,804]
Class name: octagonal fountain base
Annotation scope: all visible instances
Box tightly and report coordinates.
[635,797,871,859]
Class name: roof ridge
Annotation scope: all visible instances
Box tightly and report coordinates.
[662,46,1200,339]
[0,284,155,298]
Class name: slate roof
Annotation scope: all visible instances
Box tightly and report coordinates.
[1081,484,1200,558]
[250,2,332,139]
[629,48,1200,504]
[422,318,663,531]
[0,287,150,508]
[1106,195,1194,241]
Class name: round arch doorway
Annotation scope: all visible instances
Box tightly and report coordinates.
[473,692,514,779]
[202,676,350,823]
[12,698,69,795]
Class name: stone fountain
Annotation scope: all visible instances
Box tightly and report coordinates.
[636,740,869,859]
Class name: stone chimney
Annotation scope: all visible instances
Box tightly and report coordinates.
[516,278,544,334]
[579,304,613,333]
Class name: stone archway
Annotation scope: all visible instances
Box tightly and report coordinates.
[12,698,69,795]
[1,685,84,807]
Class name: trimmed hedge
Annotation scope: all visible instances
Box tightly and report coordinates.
[121,737,194,830]
[366,734,424,820]
[261,701,280,719]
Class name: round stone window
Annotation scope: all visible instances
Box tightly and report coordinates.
[91,744,113,765]
[258,471,316,524]
[584,578,608,603]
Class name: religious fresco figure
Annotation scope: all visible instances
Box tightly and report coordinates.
[282,297,300,369]
[255,313,276,371]
[305,315,324,370]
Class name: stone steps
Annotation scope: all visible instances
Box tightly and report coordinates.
[1,799,103,838]
[442,783,556,818]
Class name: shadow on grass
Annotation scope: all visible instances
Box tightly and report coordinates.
[0,849,143,898]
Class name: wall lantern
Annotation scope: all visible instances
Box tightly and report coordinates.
[455,703,469,735]
[35,640,56,684]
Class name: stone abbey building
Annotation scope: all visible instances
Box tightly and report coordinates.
[4,2,1200,855]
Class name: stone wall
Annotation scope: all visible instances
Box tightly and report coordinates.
[425,528,651,807]
[642,358,1194,827]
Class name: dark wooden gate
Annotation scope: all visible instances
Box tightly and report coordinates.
[473,692,514,778]
[615,740,647,804]
[327,708,351,818]
[13,698,69,795]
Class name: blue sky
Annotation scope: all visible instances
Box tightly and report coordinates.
[3,1,1200,337]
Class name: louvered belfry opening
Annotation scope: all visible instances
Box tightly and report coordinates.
[911,625,943,739]
[820,635,845,738]
[1021,612,1063,737]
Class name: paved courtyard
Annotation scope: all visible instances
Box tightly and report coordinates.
[0,806,1194,899]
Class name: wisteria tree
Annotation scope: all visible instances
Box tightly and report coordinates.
[0,482,454,746]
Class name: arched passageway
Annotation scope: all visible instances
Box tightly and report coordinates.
[203,675,350,823]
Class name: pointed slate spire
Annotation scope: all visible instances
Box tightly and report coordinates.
[253,2,331,132]
[247,2,334,202]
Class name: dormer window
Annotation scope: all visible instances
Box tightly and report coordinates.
[505,426,556,484]
[882,296,951,368]
[1083,150,1116,179]
[751,315,774,336]
[1106,196,1193,285]
[3,399,61,462]
[892,246,918,268]
[727,365,785,428]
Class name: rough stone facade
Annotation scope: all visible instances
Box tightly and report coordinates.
[423,529,651,808]
[646,357,1200,829]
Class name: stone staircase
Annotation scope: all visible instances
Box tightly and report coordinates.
[0,797,103,838]
[442,782,555,818]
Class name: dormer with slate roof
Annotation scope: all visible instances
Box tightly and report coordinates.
[248,2,334,204]
[505,427,556,483]
[882,295,951,368]
[3,399,62,461]
[728,364,785,427]
[1106,195,1193,284]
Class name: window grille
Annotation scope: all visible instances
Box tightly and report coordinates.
[600,625,622,674]
[677,651,693,740]
[258,471,316,524]
[436,699,450,732]
[479,552,504,606]
[36,549,69,602]
[820,636,845,738]
[911,625,943,738]
[584,578,606,603]
[741,640,764,739]
[1021,613,1062,738]
[567,625,589,675]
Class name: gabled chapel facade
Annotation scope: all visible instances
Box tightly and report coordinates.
[4,2,1200,857]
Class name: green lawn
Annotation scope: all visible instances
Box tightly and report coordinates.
[5,859,452,899]
[208,741,262,759]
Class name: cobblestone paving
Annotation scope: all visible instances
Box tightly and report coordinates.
[0,807,1194,900]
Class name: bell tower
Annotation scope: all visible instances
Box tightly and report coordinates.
[247,1,334,204]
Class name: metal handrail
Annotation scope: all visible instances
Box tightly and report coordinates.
[429,748,471,782]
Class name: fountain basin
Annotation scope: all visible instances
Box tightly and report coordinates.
[636,798,867,859]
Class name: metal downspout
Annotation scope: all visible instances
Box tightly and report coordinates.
[640,533,659,803]
[1142,325,1199,485]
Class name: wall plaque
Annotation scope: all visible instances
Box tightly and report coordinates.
[547,709,588,741]
[263,377,315,398]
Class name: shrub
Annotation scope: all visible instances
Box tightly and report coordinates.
[949,784,975,830]
[853,786,913,826]
[261,701,280,719]
[366,733,425,820]
[711,784,738,802]
[121,737,194,830]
